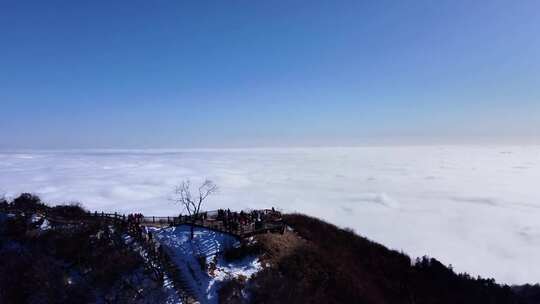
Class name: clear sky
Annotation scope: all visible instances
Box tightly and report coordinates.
[1,0,539,149]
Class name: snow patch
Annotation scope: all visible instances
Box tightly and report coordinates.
[40,219,51,230]
[152,225,262,303]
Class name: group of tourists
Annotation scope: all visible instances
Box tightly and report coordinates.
[126,213,144,223]
[210,208,282,233]
[121,207,283,236]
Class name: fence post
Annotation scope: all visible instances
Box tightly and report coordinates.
[101,211,104,217]
[153,216,155,223]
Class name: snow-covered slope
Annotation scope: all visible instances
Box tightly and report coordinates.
[152,225,262,303]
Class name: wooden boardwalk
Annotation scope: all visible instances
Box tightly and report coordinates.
[71,209,285,239]
[1,204,285,239]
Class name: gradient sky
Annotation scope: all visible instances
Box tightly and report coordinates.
[1,0,539,148]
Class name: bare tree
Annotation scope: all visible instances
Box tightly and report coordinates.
[172,179,218,239]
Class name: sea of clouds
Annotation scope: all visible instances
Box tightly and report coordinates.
[0,146,539,284]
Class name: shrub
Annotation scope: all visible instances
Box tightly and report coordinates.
[223,241,264,262]
[513,284,540,304]
[49,203,87,218]
[218,277,247,304]
[196,255,207,272]
[11,193,45,211]
[0,195,7,206]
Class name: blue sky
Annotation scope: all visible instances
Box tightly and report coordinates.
[1,0,539,148]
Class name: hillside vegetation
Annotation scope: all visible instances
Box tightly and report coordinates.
[0,194,171,303]
[1,194,539,304]
[247,213,538,304]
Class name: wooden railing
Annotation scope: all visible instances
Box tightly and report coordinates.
[0,204,285,238]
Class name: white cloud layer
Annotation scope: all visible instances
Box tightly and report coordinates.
[1,146,539,284]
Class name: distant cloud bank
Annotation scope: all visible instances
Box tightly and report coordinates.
[1,146,539,284]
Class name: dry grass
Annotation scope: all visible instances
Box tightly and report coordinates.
[254,229,307,267]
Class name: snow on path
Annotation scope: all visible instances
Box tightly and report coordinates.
[152,225,261,303]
